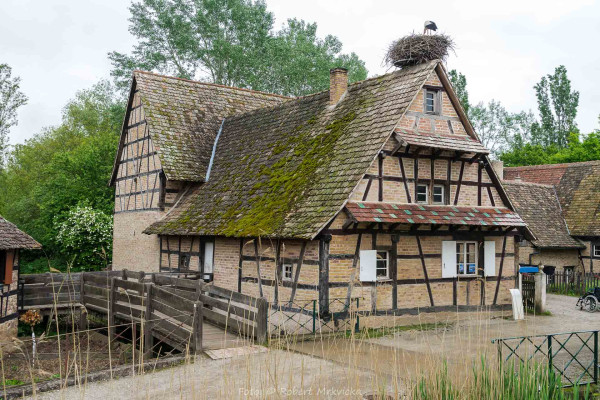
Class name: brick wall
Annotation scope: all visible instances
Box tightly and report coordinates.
[112,211,162,272]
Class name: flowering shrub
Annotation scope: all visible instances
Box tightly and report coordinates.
[55,205,112,271]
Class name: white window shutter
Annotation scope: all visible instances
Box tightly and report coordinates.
[442,241,457,278]
[359,250,377,282]
[204,241,214,273]
[484,241,496,276]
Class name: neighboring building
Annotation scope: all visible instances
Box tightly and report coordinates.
[111,60,532,315]
[504,161,600,274]
[0,216,41,340]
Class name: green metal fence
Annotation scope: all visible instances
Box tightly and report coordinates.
[493,330,599,387]
[267,298,361,337]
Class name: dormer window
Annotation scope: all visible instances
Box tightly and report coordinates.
[424,89,440,115]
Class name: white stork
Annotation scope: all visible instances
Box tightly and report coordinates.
[424,21,438,35]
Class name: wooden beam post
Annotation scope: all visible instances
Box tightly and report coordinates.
[391,235,399,310]
[416,236,434,307]
[254,239,263,298]
[493,235,508,305]
[143,283,153,358]
[108,277,116,342]
[79,273,87,330]
[318,235,332,316]
[255,297,269,344]
[238,239,243,293]
[289,241,307,305]
[192,301,203,355]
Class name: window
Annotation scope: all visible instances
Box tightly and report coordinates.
[179,254,189,270]
[433,185,444,204]
[416,184,428,203]
[425,91,436,113]
[456,242,477,275]
[376,251,389,279]
[282,264,293,281]
[594,245,600,258]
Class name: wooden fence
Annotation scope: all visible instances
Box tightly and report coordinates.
[547,271,600,296]
[19,270,268,354]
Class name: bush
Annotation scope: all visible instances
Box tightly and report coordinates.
[55,205,112,271]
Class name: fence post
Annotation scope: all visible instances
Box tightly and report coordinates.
[193,301,203,354]
[79,273,87,330]
[548,335,553,373]
[108,277,116,341]
[143,283,153,358]
[312,300,317,334]
[355,298,360,334]
[255,297,268,344]
[594,331,598,384]
[534,271,546,314]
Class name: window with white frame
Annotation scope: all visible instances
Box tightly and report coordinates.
[282,264,293,281]
[456,242,477,275]
[594,245,600,258]
[376,251,389,279]
[433,185,445,204]
[416,184,428,203]
[425,90,437,114]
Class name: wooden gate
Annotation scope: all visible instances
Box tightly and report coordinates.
[521,273,535,312]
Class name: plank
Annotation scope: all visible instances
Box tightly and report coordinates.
[83,284,109,298]
[83,294,110,310]
[201,307,256,337]
[114,291,144,306]
[114,278,145,293]
[198,293,256,321]
[152,286,195,313]
[151,298,193,326]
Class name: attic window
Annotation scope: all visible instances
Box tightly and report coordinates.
[424,90,440,115]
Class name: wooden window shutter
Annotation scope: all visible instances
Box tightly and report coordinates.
[441,241,457,278]
[435,91,442,115]
[0,251,5,285]
[484,241,496,276]
[359,250,377,282]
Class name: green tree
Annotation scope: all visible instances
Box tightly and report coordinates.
[531,65,579,148]
[0,80,124,272]
[469,101,535,156]
[448,69,470,114]
[109,0,367,96]
[0,64,28,167]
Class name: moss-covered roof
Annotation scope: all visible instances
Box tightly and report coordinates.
[503,181,584,249]
[505,161,600,237]
[144,61,438,239]
[133,71,287,182]
[0,216,41,250]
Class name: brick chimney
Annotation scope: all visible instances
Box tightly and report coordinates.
[329,67,348,105]
[491,160,504,180]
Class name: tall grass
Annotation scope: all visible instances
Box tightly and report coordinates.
[413,359,591,400]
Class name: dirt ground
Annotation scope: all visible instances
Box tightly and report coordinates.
[24,294,599,399]
[2,329,138,387]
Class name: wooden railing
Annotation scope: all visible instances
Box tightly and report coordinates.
[547,272,600,296]
[19,270,268,353]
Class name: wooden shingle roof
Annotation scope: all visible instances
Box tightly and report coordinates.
[117,71,287,183]
[503,181,584,249]
[395,128,489,154]
[505,161,600,237]
[345,202,525,227]
[0,216,41,250]
[145,61,440,239]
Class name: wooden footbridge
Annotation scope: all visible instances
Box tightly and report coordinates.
[18,271,268,354]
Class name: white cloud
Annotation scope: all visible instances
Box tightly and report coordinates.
[3,0,599,146]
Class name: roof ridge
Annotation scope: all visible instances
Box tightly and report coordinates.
[133,70,291,99]
[504,160,600,170]
[502,180,555,188]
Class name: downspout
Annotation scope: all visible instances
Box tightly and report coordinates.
[205,119,225,181]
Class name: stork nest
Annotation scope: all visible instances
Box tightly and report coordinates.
[385,34,455,68]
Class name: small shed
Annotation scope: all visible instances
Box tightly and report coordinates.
[0,216,41,341]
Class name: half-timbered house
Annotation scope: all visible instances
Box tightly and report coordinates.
[111,60,532,316]
[0,216,41,340]
[504,161,600,275]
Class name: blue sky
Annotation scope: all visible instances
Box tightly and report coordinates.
[2,0,599,146]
